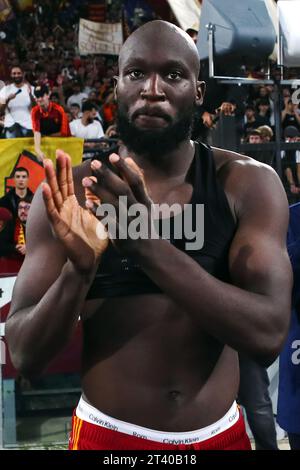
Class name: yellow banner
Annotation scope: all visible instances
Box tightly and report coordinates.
[0,137,84,197]
[16,0,33,11]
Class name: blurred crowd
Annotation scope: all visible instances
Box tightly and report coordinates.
[1,0,300,262]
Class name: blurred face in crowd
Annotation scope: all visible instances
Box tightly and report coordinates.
[11,67,24,85]
[14,170,29,190]
[18,201,31,224]
[249,134,262,144]
[260,133,272,142]
[91,107,98,120]
[36,93,50,109]
[73,83,81,94]
[245,108,255,120]
[116,21,202,156]
[70,104,80,119]
[50,93,59,104]
[259,86,268,98]
[258,102,269,115]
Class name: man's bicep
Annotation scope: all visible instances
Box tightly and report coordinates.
[9,188,67,315]
[229,228,291,300]
[228,172,292,300]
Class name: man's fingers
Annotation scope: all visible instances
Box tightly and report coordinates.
[88,159,136,206]
[66,152,75,196]
[56,150,69,200]
[83,174,120,209]
[42,182,63,227]
[43,159,64,210]
[109,154,150,205]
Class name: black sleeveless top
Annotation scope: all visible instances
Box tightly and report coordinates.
[86,142,236,299]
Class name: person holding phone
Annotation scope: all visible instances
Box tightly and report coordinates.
[0,65,36,138]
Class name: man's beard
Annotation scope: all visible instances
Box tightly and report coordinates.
[13,77,23,85]
[117,105,195,157]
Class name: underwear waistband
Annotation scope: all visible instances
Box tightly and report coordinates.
[76,396,239,445]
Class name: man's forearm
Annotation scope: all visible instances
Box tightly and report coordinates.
[6,260,95,376]
[34,131,42,153]
[135,239,289,364]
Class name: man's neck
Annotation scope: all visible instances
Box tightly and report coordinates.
[15,188,27,198]
[119,140,195,180]
[40,103,49,111]
[81,115,91,127]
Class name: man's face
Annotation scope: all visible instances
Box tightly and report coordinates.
[36,93,50,108]
[14,171,29,190]
[18,201,31,223]
[86,110,94,124]
[0,220,5,232]
[116,33,201,155]
[245,108,255,119]
[11,67,23,85]
[249,135,261,144]
[70,105,80,118]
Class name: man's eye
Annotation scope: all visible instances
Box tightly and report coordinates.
[129,70,144,79]
[167,71,182,80]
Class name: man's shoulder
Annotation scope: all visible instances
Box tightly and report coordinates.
[211,146,276,181]
[211,147,286,221]
[52,102,65,113]
[0,84,11,99]
[31,104,40,115]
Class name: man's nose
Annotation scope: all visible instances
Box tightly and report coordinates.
[141,74,165,101]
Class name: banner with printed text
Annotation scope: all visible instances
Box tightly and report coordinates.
[78,19,123,56]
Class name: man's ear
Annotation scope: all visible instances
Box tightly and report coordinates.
[113,75,118,101]
[196,81,206,106]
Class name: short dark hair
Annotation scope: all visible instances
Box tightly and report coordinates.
[19,194,33,205]
[14,167,29,176]
[34,84,49,98]
[247,129,261,137]
[82,100,96,113]
[186,28,198,36]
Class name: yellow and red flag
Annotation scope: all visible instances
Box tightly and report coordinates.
[0,137,84,196]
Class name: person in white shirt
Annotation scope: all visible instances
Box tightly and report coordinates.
[0,66,36,138]
[66,80,88,109]
[70,100,104,140]
[70,100,105,159]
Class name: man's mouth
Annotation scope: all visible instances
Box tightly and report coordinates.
[133,107,171,127]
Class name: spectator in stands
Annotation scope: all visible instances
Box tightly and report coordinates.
[13,197,33,257]
[257,125,273,143]
[282,99,300,134]
[256,125,274,166]
[247,129,262,145]
[70,100,104,140]
[243,104,258,138]
[255,99,271,128]
[185,28,198,45]
[281,126,300,195]
[31,84,70,161]
[238,353,279,450]
[0,207,14,257]
[67,79,88,109]
[70,103,82,121]
[0,167,33,219]
[0,66,36,138]
[277,202,300,450]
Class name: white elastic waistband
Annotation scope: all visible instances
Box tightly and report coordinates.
[76,397,239,445]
